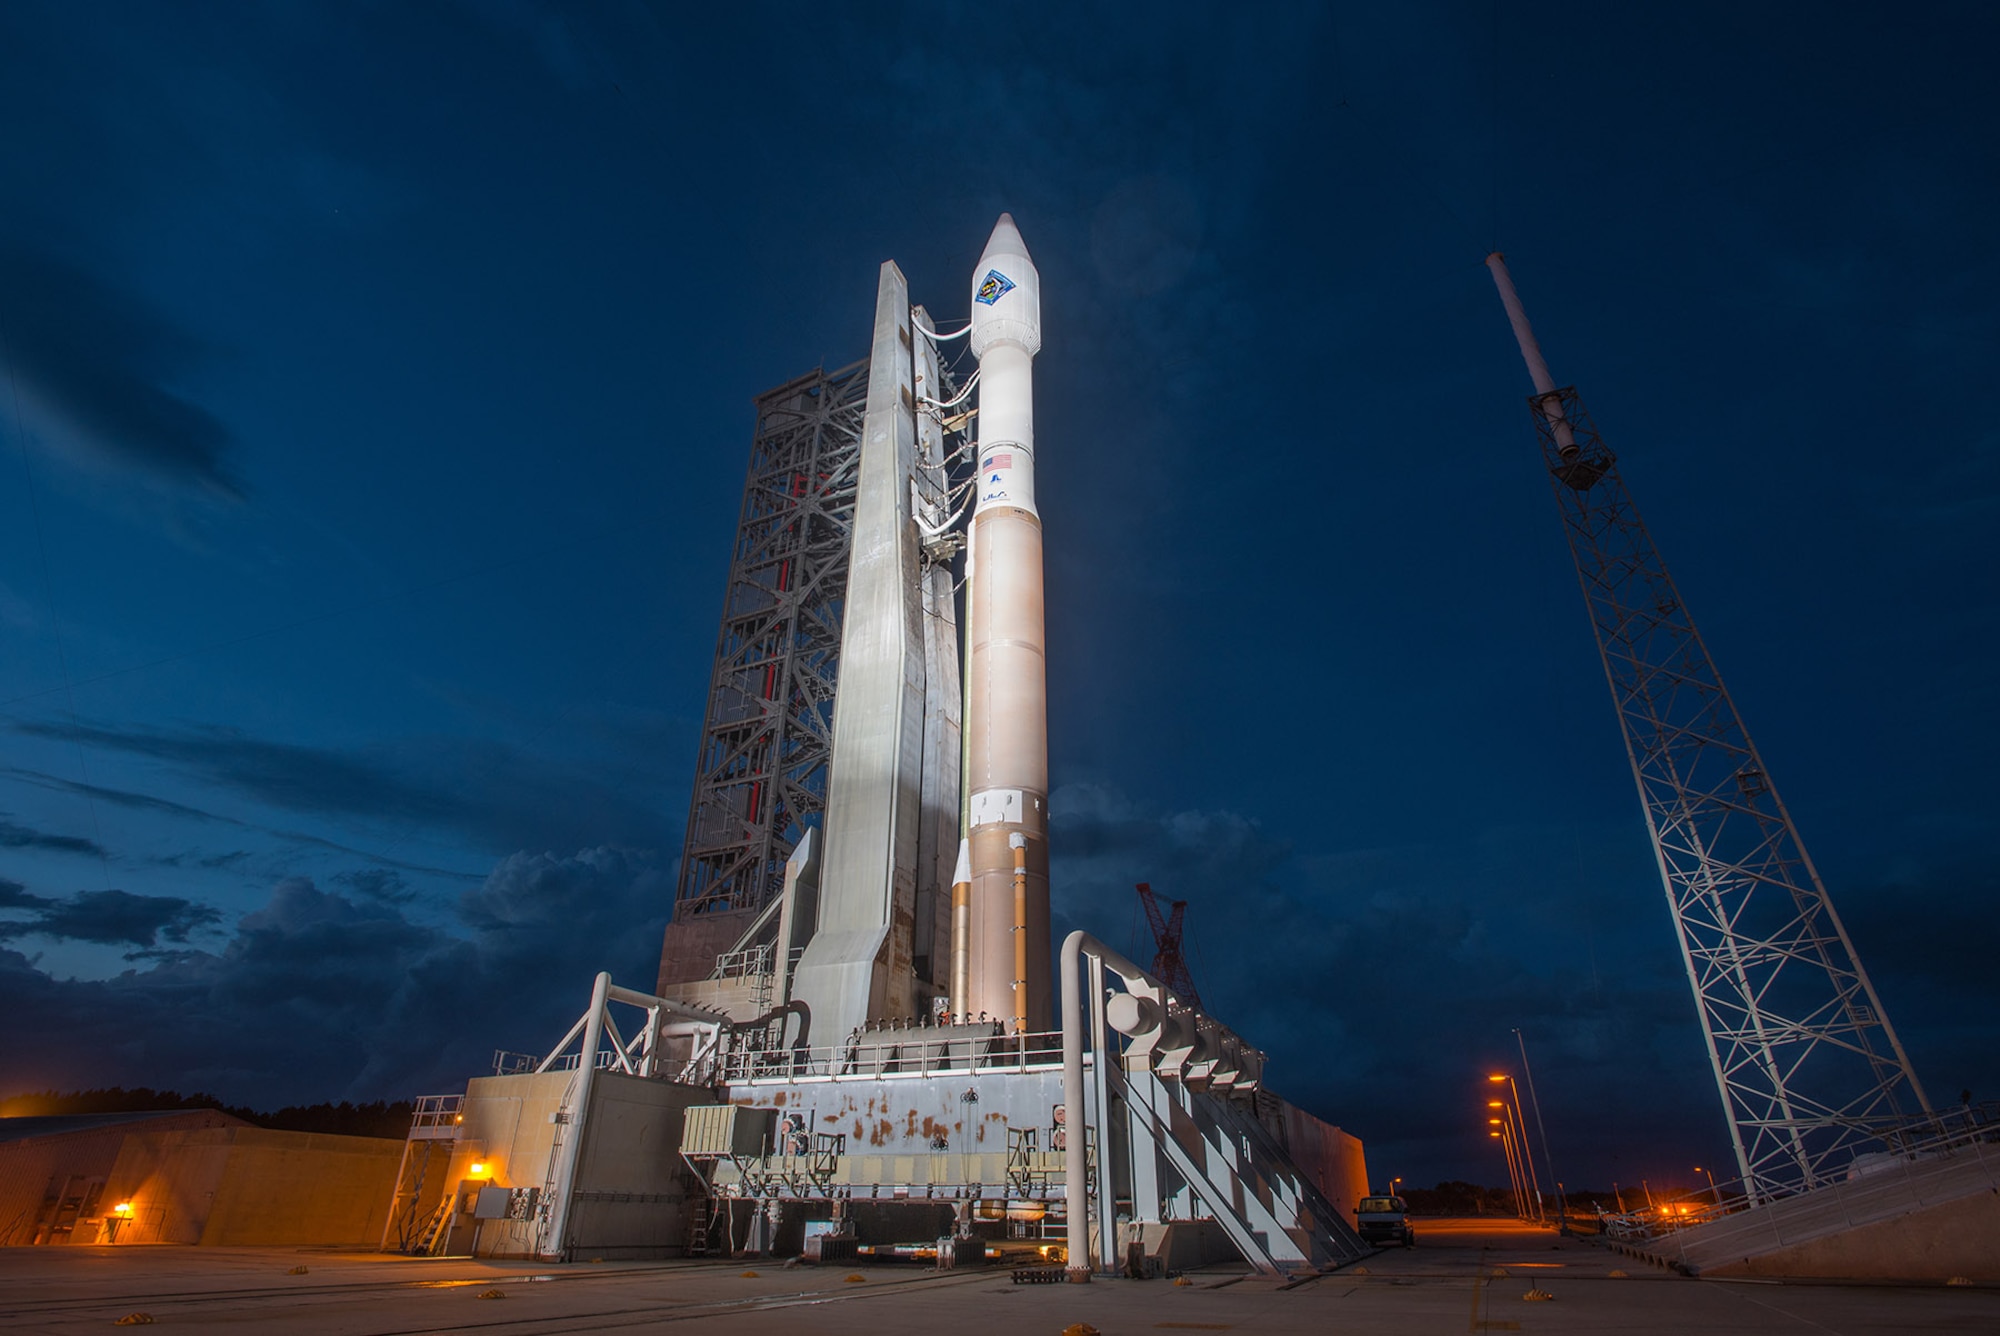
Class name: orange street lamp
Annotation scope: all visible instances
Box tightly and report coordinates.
[1486,1073,1545,1222]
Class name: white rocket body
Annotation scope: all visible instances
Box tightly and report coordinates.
[959,215,1051,1034]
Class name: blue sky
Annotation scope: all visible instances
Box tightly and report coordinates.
[1,1,1994,1194]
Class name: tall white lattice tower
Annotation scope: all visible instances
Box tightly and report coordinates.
[1485,253,1930,1204]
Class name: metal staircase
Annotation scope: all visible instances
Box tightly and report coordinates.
[1121,1066,1369,1275]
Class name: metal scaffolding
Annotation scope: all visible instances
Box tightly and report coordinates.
[672,363,868,922]
[1523,385,1930,1204]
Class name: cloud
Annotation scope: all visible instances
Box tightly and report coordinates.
[334,868,411,904]
[12,720,674,857]
[0,241,240,497]
[3,766,481,881]
[0,815,105,858]
[0,887,221,948]
[0,847,672,1107]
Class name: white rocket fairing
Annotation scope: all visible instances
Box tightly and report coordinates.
[956,214,1051,1034]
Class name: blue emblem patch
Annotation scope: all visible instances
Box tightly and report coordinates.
[975,270,1015,305]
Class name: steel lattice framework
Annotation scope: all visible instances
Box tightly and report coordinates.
[1527,387,1930,1202]
[1135,883,1201,1009]
[673,362,868,919]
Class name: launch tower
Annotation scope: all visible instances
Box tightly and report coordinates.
[1486,254,1930,1204]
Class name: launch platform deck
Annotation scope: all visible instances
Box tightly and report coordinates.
[2,1218,1991,1334]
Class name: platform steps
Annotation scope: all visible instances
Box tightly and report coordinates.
[1641,1139,2000,1275]
[1121,1066,1369,1276]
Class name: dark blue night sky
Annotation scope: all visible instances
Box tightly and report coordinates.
[1,2,1994,1195]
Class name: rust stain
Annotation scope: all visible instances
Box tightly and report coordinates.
[822,1113,842,1124]
[853,1119,865,1141]
[871,1118,893,1147]
[771,1091,788,1107]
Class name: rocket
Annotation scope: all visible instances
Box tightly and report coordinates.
[952,214,1051,1034]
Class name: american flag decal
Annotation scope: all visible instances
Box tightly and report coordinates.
[981,453,1013,470]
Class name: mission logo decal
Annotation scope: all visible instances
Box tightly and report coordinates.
[975,269,1015,305]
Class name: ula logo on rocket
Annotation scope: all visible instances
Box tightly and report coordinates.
[975,270,1015,305]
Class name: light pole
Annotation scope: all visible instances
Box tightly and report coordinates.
[1489,1119,1526,1218]
[1696,1165,1718,1205]
[1488,1127,1522,1217]
[1513,1029,1568,1234]
[1489,1074,1545,1222]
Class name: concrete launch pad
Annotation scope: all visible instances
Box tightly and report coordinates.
[4,1219,1994,1334]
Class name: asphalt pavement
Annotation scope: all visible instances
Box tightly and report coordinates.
[0,1216,1992,1333]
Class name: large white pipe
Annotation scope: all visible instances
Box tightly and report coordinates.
[1060,929,1153,1281]
[964,215,1051,1034]
[541,970,610,1260]
[1484,252,1579,457]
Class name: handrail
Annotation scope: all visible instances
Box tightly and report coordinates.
[722,1029,1064,1082]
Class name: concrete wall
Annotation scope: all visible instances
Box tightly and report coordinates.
[0,1118,402,1248]
[1264,1097,1370,1223]
[1705,1188,2000,1283]
[450,1070,713,1260]
[567,1073,712,1259]
[109,1128,403,1247]
[443,1069,574,1257]
[0,1111,243,1245]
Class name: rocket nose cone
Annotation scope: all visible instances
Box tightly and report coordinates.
[979,212,1032,268]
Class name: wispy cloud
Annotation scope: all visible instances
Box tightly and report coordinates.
[0,884,220,949]
[2,767,481,882]
[0,241,240,497]
[0,815,103,858]
[11,719,674,857]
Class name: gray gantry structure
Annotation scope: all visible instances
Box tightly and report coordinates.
[657,363,868,985]
[1486,254,1930,1205]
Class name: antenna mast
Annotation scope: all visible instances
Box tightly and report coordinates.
[1485,253,1930,1204]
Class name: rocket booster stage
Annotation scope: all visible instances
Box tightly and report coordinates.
[955,215,1051,1034]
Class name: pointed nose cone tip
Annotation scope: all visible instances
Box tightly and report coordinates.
[970,211,1041,358]
[980,212,1032,268]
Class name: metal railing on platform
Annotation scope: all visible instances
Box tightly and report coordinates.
[724,1029,1065,1083]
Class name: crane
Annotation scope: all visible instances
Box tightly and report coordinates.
[1135,883,1201,1009]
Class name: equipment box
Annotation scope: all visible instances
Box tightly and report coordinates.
[682,1104,778,1157]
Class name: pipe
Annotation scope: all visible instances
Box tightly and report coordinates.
[1060,930,1156,1281]
[1010,832,1029,1035]
[1061,931,1090,1282]
[541,970,610,1260]
[1514,1029,1567,1230]
[949,839,971,1019]
[1484,252,1579,457]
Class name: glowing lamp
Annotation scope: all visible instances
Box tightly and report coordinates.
[112,1202,133,1217]
[468,1162,488,1176]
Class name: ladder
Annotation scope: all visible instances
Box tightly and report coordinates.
[413,1199,454,1257]
[686,1195,712,1257]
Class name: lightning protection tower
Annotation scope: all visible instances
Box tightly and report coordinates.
[1484,253,1930,1205]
